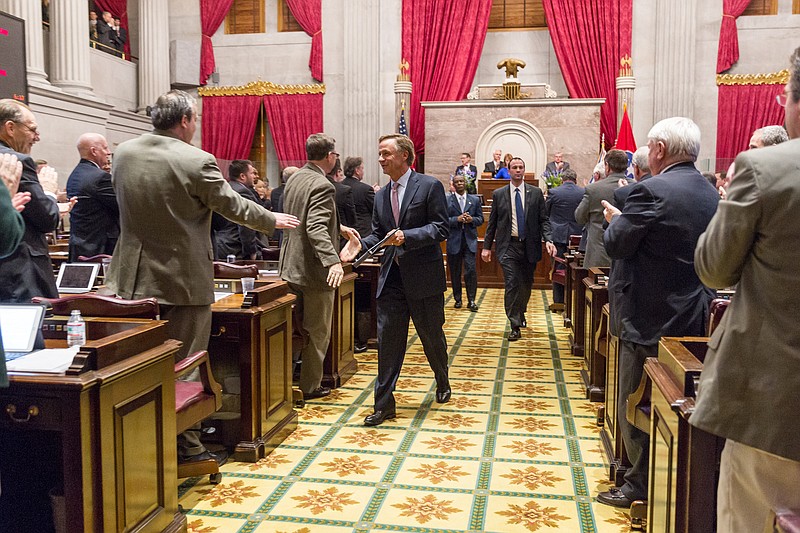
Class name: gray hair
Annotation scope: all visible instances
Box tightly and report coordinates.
[0,98,28,125]
[632,146,650,172]
[757,125,789,146]
[790,47,800,103]
[646,117,701,162]
[593,162,606,179]
[281,166,299,183]
[150,90,195,130]
[306,133,335,160]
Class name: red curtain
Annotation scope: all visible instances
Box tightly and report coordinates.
[200,96,262,166]
[263,93,324,167]
[401,0,492,157]
[200,0,235,85]
[285,0,323,82]
[716,83,785,163]
[542,0,633,147]
[93,0,130,59]
[716,0,750,74]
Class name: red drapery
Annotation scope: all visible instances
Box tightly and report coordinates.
[200,95,262,167]
[93,0,130,59]
[542,0,633,147]
[200,0,235,85]
[401,0,492,157]
[716,83,785,164]
[285,0,323,82]
[716,0,750,74]
[263,93,324,168]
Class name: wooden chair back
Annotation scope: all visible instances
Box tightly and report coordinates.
[213,261,258,279]
[32,294,159,319]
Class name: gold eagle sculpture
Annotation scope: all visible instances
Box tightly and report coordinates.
[497,58,526,79]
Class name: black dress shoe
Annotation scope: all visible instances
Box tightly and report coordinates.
[436,388,451,403]
[364,409,396,426]
[596,488,636,508]
[508,328,522,341]
[522,317,527,328]
[467,301,479,312]
[453,301,462,309]
[305,386,331,400]
[354,344,368,353]
[179,449,229,467]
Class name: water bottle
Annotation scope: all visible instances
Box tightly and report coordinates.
[66,310,86,347]
[227,254,236,264]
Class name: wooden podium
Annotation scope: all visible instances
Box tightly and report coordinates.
[477,173,540,203]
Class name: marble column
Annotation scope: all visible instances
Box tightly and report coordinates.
[138,0,171,112]
[0,0,50,86]
[48,0,93,95]
[653,0,696,120]
[616,76,636,126]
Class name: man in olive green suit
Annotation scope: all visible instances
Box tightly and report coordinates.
[108,90,299,463]
[690,47,800,532]
[279,133,358,401]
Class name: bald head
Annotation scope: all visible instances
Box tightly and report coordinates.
[77,133,111,168]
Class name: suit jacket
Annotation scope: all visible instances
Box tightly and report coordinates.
[613,173,651,212]
[575,173,628,268]
[483,160,503,178]
[212,180,263,260]
[484,183,552,264]
[604,162,718,346]
[546,181,584,244]
[543,160,571,178]
[96,20,115,50]
[454,164,479,194]
[271,185,284,213]
[66,159,119,261]
[0,141,59,302]
[279,164,340,291]
[342,175,375,237]
[361,171,449,299]
[107,131,276,306]
[330,179,356,228]
[446,192,483,255]
[691,138,800,462]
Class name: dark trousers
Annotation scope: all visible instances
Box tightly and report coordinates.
[374,264,449,411]
[552,241,568,303]
[499,239,535,329]
[447,238,477,304]
[617,339,658,500]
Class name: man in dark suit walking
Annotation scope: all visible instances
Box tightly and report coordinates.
[342,156,375,238]
[545,168,583,307]
[341,134,450,426]
[446,174,483,311]
[482,157,556,341]
[597,117,718,509]
[213,159,265,260]
[66,133,119,262]
[454,152,478,194]
[0,99,60,303]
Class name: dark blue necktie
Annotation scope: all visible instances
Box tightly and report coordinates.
[515,187,526,240]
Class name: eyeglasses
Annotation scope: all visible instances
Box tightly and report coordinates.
[776,93,788,108]
[14,121,40,137]
[329,151,339,157]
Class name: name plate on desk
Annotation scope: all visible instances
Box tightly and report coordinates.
[241,280,290,308]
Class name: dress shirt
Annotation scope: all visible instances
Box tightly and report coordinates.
[510,184,525,237]
[392,168,411,212]
[455,192,467,213]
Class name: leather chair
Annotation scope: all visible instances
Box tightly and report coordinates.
[707,297,731,337]
[31,293,224,484]
[261,247,280,261]
[213,261,258,279]
[77,254,112,264]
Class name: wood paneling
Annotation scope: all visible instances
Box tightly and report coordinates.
[489,0,547,30]
[226,0,264,35]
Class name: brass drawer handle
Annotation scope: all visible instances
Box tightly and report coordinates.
[210,326,227,337]
[6,404,40,423]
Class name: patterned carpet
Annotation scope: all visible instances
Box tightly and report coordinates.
[178,288,632,532]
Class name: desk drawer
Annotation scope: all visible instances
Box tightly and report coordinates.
[0,394,63,431]
[210,319,241,342]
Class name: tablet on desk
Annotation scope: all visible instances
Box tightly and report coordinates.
[56,262,100,294]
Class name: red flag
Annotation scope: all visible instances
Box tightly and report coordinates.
[615,104,637,153]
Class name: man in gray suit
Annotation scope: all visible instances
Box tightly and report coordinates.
[575,149,630,268]
[690,47,800,532]
[279,134,358,401]
[108,90,299,464]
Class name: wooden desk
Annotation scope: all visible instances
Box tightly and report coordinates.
[0,318,184,533]
[209,283,297,462]
[477,175,540,202]
[562,252,583,329]
[635,337,724,533]
[354,261,380,348]
[581,268,609,402]
[569,261,589,357]
[599,303,629,486]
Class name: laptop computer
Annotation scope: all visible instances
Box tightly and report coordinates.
[1,303,47,361]
[56,262,100,294]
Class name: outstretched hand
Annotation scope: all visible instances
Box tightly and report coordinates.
[0,153,22,196]
[601,200,620,223]
[11,192,31,212]
[339,232,362,262]
[274,212,300,229]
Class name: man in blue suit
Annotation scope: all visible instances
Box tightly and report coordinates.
[66,133,119,262]
[447,174,483,311]
[341,134,450,426]
[597,117,718,509]
[545,168,583,307]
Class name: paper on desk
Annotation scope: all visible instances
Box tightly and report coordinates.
[214,292,232,302]
[6,346,80,373]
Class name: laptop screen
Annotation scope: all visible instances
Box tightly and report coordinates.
[56,263,99,294]
[0,304,47,353]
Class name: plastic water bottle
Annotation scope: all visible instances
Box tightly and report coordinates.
[66,310,86,347]
[227,254,236,264]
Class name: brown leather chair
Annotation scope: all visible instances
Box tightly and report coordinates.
[261,247,281,261]
[707,298,731,336]
[213,261,258,279]
[77,254,112,264]
[31,293,224,484]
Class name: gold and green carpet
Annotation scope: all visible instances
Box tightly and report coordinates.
[179,288,632,532]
